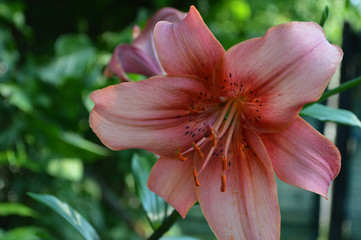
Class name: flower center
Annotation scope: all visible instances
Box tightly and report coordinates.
[175,98,241,192]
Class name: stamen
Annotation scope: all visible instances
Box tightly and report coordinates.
[208,125,217,147]
[223,110,240,157]
[193,168,201,187]
[221,154,227,171]
[192,142,204,159]
[197,146,216,175]
[221,173,226,192]
[213,99,234,131]
[176,147,187,161]
[218,101,240,139]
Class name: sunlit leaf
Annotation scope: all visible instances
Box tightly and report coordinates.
[131,153,173,229]
[0,203,36,217]
[300,103,361,128]
[46,158,83,181]
[28,193,100,240]
[1,226,44,240]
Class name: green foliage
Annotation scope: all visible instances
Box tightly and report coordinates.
[28,193,100,240]
[0,202,36,217]
[319,6,329,27]
[132,153,174,229]
[0,226,47,240]
[1,0,361,240]
[301,103,361,128]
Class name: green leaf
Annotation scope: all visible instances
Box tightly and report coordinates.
[0,83,33,113]
[319,6,329,28]
[28,193,100,240]
[0,202,36,217]
[38,34,96,86]
[46,158,83,181]
[1,226,44,240]
[131,153,173,229]
[300,103,361,128]
[59,132,111,157]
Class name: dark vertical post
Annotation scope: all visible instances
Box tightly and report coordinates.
[329,22,356,240]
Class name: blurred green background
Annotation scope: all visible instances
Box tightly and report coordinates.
[1,0,361,239]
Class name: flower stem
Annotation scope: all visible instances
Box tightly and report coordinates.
[304,75,361,109]
[147,210,180,240]
[319,75,361,102]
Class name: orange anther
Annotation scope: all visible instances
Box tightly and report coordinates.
[176,147,187,161]
[192,142,204,159]
[221,174,226,192]
[208,128,217,147]
[193,168,201,187]
[221,154,227,171]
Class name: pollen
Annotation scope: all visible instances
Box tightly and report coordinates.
[193,168,201,187]
[192,142,204,159]
[221,174,226,192]
[176,147,187,161]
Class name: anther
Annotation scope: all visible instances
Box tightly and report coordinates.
[221,154,227,171]
[192,142,204,159]
[175,147,187,161]
[208,127,217,147]
[221,174,226,192]
[193,168,201,187]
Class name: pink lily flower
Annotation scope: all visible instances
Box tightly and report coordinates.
[104,7,186,81]
[90,6,342,239]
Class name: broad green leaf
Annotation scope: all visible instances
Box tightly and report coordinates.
[131,153,173,229]
[0,202,36,217]
[28,193,100,240]
[300,103,361,128]
[46,158,83,181]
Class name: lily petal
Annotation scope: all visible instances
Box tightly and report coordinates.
[154,6,224,80]
[196,128,280,239]
[133,7,187,65]
[90,75,221,157]
[148,155,197,218]
[104,44,163,81]
[105,7,186,81]
[214,22,343,132]
[262,117,341,198]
